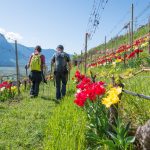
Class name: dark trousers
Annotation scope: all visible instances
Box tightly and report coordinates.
[29,71,42,96]
[55,71,68,100]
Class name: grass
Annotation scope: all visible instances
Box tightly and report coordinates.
[0,91,55,150]
[44,77,87,150]
[44,95,87,150]
[120,71,150,127]
[0,75,87,150]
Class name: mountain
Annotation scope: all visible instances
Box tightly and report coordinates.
[0,33,16,67]
[0,33,56,67]
[11,43,56,66]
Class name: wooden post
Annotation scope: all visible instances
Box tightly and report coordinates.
[0,76,2,83]
[15,40,20,95]
[131,3,134,51]
[148,16,150,54]
[25,66,28,77]
[124,23,129,65]
[24,80,27,90]
[111,38,113,53]
[128,22,131,45]
[90,53,93,63]
[105,36,107,62]
[81,50,83,72]
[84,33,88,75]
[115,36,118,52]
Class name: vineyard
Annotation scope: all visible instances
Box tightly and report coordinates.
[0,1,150,150]
[0,23,150,149]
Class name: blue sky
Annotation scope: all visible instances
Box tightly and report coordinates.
[0,0,149,54]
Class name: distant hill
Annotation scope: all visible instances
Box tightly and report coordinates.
[0,33,16,67]
[0,33,56,67]
[11,43,56,67]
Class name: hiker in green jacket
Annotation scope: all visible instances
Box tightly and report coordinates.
[27,46,46,98]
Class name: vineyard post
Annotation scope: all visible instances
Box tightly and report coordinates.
[81,50,83,72]
[90,53,93,63]
[0,76,2,83]
[131,3,134,51]
[84,33,88,75]
[105,36,107,63]
[124,22,130,65]
[24,65,28,91]
[111,38,113,53]
[25,66,28,77]
[115,35,118,52]
[148,16,150,54]
[15,40,20,95]
[113,38,115,53]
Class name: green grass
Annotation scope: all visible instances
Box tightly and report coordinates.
[44,95,87,150]
[120,71,150,127]
[44,78,87,150]
[0,77,87,150]
[0,92,55,150]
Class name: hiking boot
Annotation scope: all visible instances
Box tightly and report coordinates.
[30,95,35,98]
[55,99,61,104]
[44,79,47,84]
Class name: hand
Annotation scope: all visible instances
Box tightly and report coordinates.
[25,65,28,69]
[68,63,72,71]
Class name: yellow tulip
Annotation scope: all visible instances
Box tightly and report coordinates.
[102,87,122,108]
[11,86,17,92]
[115,59,122,63]
[141,42,149,48]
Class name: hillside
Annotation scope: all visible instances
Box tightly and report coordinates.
[89,24,149,55]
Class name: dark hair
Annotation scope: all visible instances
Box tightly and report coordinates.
[57,45,64,51]
[35,45,42,52]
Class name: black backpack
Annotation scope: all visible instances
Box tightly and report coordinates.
[54,52,68,72]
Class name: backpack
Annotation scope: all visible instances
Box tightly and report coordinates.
[54,52,68,72]
[30,54,41,71]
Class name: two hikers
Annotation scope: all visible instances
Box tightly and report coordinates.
[27,45,46,98]
[51,45,71,100]
[27,45,71,100]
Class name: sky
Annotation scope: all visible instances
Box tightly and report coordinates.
[0,0,149,54]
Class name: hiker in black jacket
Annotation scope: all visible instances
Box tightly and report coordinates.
[51,45,71,100]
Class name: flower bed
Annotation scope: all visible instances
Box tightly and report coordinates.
[0,81,17,101]
[88,34,149,68]
[73,70,135,149]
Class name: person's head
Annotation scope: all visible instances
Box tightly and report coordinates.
[35,45,42,52]
[57,45,64,52]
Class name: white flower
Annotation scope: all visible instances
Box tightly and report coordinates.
[112,62,116,67]
[77,89,81,93]
[0,87,5,92]
[103,63,106,66]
